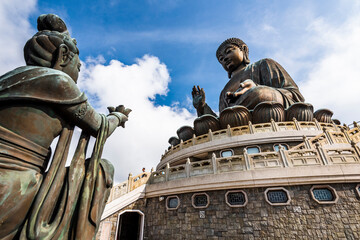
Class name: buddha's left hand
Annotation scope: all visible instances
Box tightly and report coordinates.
[227,79,256,98]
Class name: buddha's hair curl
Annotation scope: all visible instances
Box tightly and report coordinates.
[216,37,250,64]
[24,14,78,67]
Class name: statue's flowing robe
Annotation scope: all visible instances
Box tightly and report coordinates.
[219,58,304,112]
[0,66,114,240]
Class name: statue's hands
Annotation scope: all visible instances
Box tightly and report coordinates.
[107,105,131,128]
[226,79,256,98]
[192,85,206,110]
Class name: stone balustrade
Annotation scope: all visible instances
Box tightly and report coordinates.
[162,119,344,161]
[107,171,151,203]
[150,142,360,184]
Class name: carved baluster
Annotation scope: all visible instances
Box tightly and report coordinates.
[271,118,279,132]
[185,158,191,178]
[243,148,251,170]
[351,141,360,161]
[192,134,196,146]
[331,120,339,131]
[248,121,254,134]
[165,163,170,181]
[127,173,133,193]
[314,118,322,130]
[208,128,213,141]
[179,139,183,150]
[323,127,334,145]
[303,136,312,149]
[226,124,232,137]
[212,153,217,174]
[315,142,329,165]
[293,118,301,130]
[341,128,352,144]
[279,145,289,167]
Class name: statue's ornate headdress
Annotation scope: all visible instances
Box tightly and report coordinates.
[24,14,78,67]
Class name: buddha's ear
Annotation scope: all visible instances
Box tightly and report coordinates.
[53,44,71,70]
[241,44,248,54]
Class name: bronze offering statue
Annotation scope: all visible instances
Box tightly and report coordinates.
[0,14,130,239]
[192,37,305,118]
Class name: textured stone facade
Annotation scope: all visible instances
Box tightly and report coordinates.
[98,183,360,239]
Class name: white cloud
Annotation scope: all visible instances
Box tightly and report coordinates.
[245,1,360,125]
[78,56,194,183]
[0,0,36,74]
[299,12,360,124]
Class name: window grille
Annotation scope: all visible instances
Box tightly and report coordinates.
[167,197,179,209]
[166,196,180,210]
[312,188,334,201]
[267,190,288,203]
[227,192,246,205]
[194,195,208,207]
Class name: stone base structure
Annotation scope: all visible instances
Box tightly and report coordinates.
[98,183,360,239]
[98,120,360,239]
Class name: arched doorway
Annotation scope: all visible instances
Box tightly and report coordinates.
[116,210,144,240]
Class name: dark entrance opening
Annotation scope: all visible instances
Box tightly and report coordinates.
[117,212,141,240]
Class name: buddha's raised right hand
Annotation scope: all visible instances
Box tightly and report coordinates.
[192,85,206,110]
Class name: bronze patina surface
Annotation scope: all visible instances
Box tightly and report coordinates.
[192,37,305,117]
[0,14,130,239]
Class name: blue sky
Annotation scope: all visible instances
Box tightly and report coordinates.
[1,0,360,182]
[27,0,357,112]
[28,0,345,110]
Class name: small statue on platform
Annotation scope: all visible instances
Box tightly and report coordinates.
[192,37,305,117]
[0,14,130,239]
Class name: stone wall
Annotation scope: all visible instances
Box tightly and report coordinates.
[98,183,360,239]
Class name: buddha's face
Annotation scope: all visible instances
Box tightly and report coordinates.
[218,44,244,72]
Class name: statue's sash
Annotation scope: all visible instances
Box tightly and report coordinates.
[20,115,110,240]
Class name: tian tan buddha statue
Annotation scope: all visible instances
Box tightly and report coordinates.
[0,14,130,239]
[191,37,307,127]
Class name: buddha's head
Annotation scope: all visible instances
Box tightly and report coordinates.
[23,14,81,82]
[216,38,250,78]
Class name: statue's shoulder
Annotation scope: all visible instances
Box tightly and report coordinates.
[252,58,278,67]
[250,58,286,72]
[0,66,87,104]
